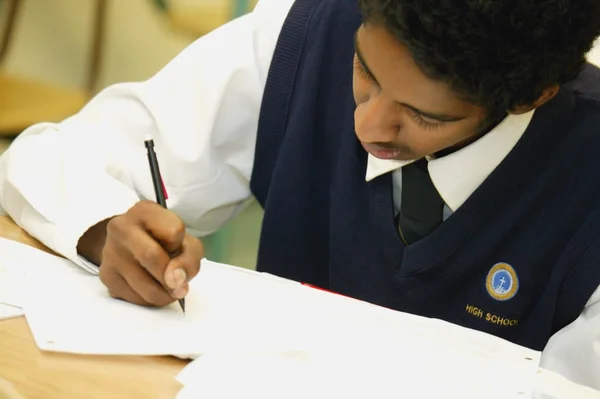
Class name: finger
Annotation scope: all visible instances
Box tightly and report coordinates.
[99,264,151,306]
[120,224,171,286]
[118,257,176,307]
[164,234,203,290]
[172,283,190,300]
[108,273,154,306]
[132,201,186,254]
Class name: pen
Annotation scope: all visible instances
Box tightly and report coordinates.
[144,139,185,313]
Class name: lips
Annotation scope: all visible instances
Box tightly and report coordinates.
[361,142,403,160]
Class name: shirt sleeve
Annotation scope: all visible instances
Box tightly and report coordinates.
[540,285,600,390]
[0,0,295,270]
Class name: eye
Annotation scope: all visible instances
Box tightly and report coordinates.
[354,56,374,82]
[409,110,445,131]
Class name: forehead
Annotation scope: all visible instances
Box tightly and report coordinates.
[356,24,483,117]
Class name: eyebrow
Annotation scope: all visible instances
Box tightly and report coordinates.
[353,31,466,123]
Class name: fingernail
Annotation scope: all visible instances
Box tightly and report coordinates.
[171,268,187,287]
[172,286,187,299]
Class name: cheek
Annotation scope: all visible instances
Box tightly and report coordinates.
[410,122,483,156]
[442,122,483,147]
[377,117,481,159]
[352,72,370,105]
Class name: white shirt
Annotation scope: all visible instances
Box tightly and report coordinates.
[0,0,599,388]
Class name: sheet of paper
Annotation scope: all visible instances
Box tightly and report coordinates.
[3,235,542,398]
[532,369,600,399]
[176,354,600,399]
[5,237,598,399]
[9,235,401,356]
[22,257,312,355]
[0,237,73,320]
[176,362,600,399]
[175,343,539,399]
[0,303,23,321]
[0,237,69,308]
[171,277,543,399]
[20,245,540,362]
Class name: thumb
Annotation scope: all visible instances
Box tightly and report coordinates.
[164,234,203,290]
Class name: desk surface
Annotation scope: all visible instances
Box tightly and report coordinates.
[0,215,188,399]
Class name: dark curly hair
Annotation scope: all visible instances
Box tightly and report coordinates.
[358,0,600,112]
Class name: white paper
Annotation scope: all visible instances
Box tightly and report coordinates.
[19,246,539,363]
[176,355,600,399]
[175,343,539,399]
[0,303,23,321]
[0,237,72,320]
[171,274,544,399]
[7,234,537,355]
[22,257,309,355]
[2,236,544,398]
[533,368,600,398]
[10,239,405,356]
[0,237,69,308]
[4,237,600,399]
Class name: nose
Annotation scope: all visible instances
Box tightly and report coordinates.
[354,95,400,144]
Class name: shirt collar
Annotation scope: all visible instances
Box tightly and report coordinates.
[364,110,535,212]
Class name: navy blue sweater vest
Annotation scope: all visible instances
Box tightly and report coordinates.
[250,0,600,351]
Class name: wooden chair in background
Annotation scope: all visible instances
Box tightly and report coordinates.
[152,0,257,38]
[0,0,107,138]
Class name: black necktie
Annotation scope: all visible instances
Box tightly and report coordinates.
[398,159,444,245]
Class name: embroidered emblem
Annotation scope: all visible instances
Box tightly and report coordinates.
[485,262,519,301]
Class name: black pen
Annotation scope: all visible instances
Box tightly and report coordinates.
[144,139,185,313]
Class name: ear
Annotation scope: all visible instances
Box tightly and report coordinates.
[509,85,560,115]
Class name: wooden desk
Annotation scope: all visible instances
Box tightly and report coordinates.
[0,216,188,399]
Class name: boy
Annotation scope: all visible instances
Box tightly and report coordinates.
[2,0,600,388]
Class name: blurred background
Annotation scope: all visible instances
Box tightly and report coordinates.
[1,1,600,270]
[0,0,262,269]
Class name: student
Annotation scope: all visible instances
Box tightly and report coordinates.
[2,0,600,388]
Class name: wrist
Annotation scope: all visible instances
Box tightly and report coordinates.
[76,218,112,265]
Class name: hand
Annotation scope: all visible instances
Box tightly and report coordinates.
[97,201,204,306]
